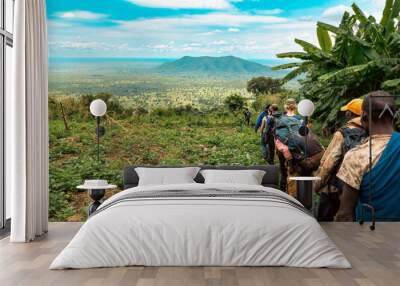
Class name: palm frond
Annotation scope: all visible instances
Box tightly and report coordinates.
[317,22,341,34]
[391,0,400,19]
[294,39,322,54]
[272,62,304,70]
[276,52,311,60]
[380,0,394,26]
[352,3,369,25]
[282,64,309,82]
[317,26,333,52]
[319,64,369,82]
[382,78,400,88]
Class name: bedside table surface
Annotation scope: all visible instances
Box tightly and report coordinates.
[77,184,117,190]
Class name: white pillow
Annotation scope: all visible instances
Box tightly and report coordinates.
[200,169,266,185]
[135,167,201,186]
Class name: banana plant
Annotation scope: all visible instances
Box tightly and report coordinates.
[273,0,400,129]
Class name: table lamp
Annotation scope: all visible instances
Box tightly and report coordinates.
[90,99,107,162]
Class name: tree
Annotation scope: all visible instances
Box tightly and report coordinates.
[224,93,246,115]
[273,0,400,129]
[246,76,283,95]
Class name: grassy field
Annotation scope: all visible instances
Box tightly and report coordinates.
[49,109,267,221]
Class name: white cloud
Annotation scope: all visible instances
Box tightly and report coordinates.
[254,9,284,15]
[47,20,72,29]
[298,16,314,22]
[197,29,222,36]
[211,40,228,45]
[125,0,232,10]
[322,5,351,21]
[49,41,134,51]
[116,12,288,31]
[228,28,240,32]
[56,10,109,20]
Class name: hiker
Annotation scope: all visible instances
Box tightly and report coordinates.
[243,108,251,126]
[254,104,270,132]
[255,105,270,161]
[314,98,366,221]
[274,98,324,196]
[260,104,278,164]
[335,91,400,222]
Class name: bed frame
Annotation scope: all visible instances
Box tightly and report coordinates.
[123,165,281,190]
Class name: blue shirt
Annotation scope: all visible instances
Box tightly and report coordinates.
[254,111,266,131]
[356,132,400,221]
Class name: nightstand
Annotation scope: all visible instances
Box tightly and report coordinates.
[77,180,117,215]
[289,176,321,211]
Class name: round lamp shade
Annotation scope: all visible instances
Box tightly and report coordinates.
[298,99,315,117]
[90,99,107,117]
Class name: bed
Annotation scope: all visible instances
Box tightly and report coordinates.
[50,165,350,269]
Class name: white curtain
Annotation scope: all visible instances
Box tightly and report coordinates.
[7,0,49,242]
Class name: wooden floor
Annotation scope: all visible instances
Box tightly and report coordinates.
[0,222,399,286]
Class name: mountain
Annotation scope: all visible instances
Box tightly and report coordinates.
[156,56,273,75]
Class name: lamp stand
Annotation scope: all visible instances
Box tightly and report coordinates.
[304,116,309,159]
[96,116,100,162]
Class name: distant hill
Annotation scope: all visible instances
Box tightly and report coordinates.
[156,56,274,76]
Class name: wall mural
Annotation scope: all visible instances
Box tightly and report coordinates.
[46,0,397,221]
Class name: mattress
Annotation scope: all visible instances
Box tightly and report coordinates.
[50,183,351,269]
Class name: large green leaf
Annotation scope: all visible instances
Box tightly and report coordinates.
[381,0,394,26]
[385,0,400,34]
[391,0,400,19]
[352,3,369,25]
[294,39,322,54]
[281,64,310,82]
[276,52,311,60]
[319,64,369,81]
[272,62,304,70]
[382,78,400,88]
[339,11,352,29]
[317,26,332,52]
[317,22,341,34]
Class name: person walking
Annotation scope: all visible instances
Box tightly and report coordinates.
[274,98,324,196]
[336,91,400,222]
[255,105,270,161]
[260,104,278,164]
[274,99,302,193]
[314,98,366,221]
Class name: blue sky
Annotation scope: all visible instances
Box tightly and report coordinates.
[46,0,386,59]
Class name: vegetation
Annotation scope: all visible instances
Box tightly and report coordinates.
[247,76,283,96]
[274,0,400,130]
[224,93,247,115]
[49,92,291,221]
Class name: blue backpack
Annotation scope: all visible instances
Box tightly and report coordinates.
[274,114,324,163]
[274,115,305,151]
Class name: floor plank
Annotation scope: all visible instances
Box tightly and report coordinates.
[0,222,399,286]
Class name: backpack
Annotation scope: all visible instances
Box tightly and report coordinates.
[329,126,367,189]
[274,115,304,155]
[274,114,324,171]
[338,127,367,153]
[262,115,274,144]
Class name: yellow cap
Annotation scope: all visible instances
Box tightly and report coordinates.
[340,98,363,116]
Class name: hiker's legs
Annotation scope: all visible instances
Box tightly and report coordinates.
[260,137,268,161]
[267,136,275,164]
[317,191,340,221]
[277,151,287,192]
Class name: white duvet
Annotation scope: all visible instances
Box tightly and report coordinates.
[50,183,351,269]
